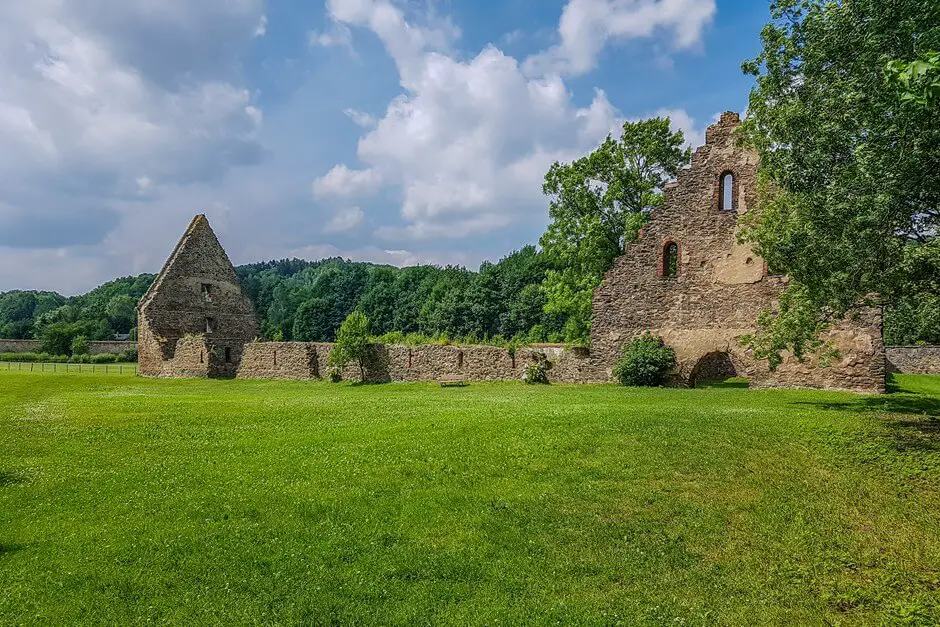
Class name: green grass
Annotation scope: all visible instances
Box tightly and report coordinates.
[2,372,939,625]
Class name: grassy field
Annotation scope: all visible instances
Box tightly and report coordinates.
[1,371,939,625]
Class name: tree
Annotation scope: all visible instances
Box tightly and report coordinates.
[328,311,372,381]
[887,50,940,109]
[70,335,90,356]
[739,0,940,362]
[105,295,137,334]
[540,117,690,344]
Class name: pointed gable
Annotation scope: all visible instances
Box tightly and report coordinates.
[138,215,259,372]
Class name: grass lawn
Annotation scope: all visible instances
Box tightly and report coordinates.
[1,371,939,625]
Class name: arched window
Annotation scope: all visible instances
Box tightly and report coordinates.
[662,241,679,278]
[720,172,734,211]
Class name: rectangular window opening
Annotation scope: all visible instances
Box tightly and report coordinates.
[225,347,232,363]
[201,283,212,302]
[205,317,215,334]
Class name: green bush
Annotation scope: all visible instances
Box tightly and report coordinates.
[327,367,342,383]
[613,334,675,387]
[70,335,90,356]
[117,348,138,363]
[521,362,550,385]
[90,353,119,364]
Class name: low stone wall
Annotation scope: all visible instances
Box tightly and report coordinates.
[0,339,134,355]
[0,339,41,353]
[239,342,321,380]
[886,346,940,375]
[236,342,602,384]
[88,341,135,355]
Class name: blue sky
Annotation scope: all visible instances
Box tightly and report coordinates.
[0,0,770,295]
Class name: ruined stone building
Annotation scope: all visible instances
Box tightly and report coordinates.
[137,215,259,377]
[138,113,886,392]
[591,112,885,393]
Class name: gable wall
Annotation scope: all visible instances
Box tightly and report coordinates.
[590,113,885,393]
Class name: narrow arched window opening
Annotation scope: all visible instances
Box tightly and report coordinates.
[662,242,679,278]
[720,172,734,211]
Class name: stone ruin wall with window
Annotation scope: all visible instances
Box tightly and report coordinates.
[139,114,886,392]
[590,112,886,393]
[137,215,259,378]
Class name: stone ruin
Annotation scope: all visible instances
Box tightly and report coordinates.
[591,112,885,393]
[137,215,259,377]
[138,113,886,393]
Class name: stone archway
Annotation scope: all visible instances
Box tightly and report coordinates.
[690,351,741,388]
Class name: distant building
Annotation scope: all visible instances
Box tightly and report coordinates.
[137,215,259,377]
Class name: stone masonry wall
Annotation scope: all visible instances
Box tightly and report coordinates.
[138,215,259,377]
[590,112,885,394]
[886,346,940,375]
[236,342,602,384]
[0,339,134,355]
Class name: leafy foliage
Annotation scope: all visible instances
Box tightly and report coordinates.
[539,117,690,344]
[612,334,675,387]
[740,0,940,361]
[70,335,90,356]
[887,50,940,108]
[328,311,372,381]
[521,362,549,385]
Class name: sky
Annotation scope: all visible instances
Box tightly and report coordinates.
[0,0,771,295]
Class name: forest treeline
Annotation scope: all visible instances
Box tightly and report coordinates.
[0,244,936,352]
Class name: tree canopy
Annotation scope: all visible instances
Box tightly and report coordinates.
[539,117,690,344]
[740,0,940,362]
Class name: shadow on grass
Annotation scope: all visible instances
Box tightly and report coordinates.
[793,392,940,418]
[0,470,28,487]
[695,379,750,390]
[792,377,940,453]
[0,541,25,556]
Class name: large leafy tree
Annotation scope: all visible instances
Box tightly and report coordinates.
[740,0,940,363]
[539,117,690,344]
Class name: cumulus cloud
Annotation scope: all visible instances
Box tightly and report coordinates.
[324,206,365,233]
[309,22,355,51]
[524,0,717,76]
[343,108,377,127]
[320,0,631,242]
[313,165,383,198]
[0,0,265,254]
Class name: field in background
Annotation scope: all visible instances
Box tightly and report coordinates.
[1,372,939,624]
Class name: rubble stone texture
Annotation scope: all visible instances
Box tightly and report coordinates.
[886,346,940,374]
[591,112,885,393]
[137,215,259,377]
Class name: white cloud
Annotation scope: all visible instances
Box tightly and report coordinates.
[0,0,266,292]
[524,0,716,76]
[0,0,264,243]
[343,108,377,127]
[321,0,630,242]
[313,164,383,198]
[324,206,365,233]
[285,243,473,269]
[309,22,354,51]
[655,107,707,150]
[254,14,267,37]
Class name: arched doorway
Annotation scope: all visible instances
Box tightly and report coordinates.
[690,352,743,388]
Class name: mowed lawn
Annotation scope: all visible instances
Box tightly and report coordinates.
[1,372,940,625]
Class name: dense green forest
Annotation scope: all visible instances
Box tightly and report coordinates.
[0,246,568,352]
[1,243,936,353]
